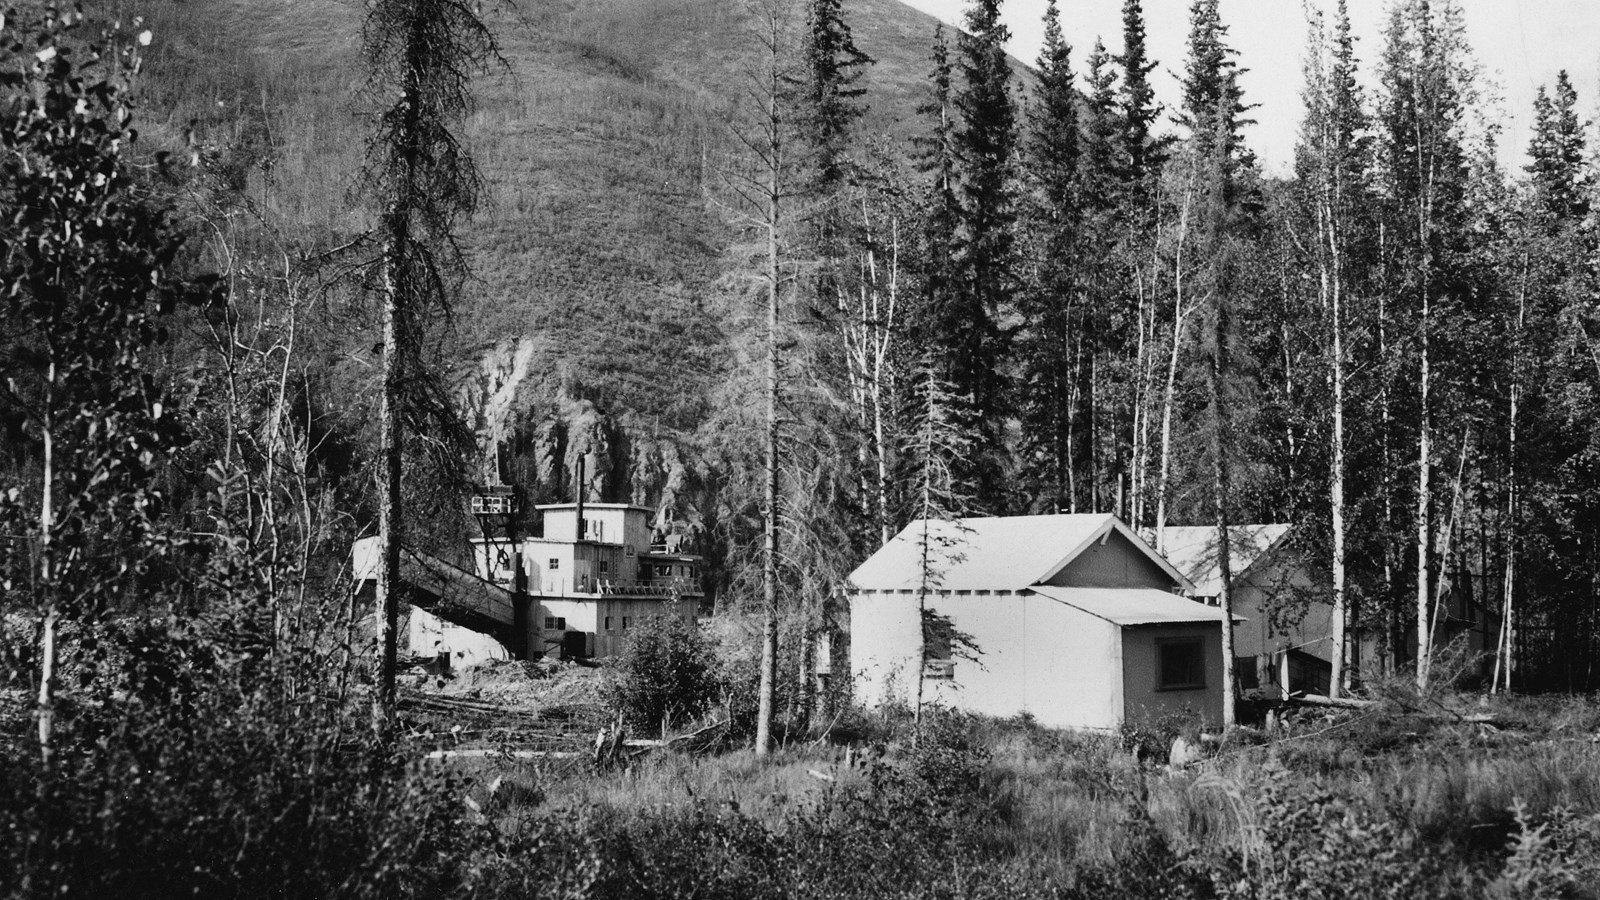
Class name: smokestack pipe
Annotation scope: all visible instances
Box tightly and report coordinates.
[575,455,586,541]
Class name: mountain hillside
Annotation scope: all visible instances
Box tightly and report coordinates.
[125,0,958,520]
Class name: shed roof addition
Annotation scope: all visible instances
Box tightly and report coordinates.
[1029,585,1240,625]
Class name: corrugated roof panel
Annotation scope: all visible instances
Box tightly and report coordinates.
[1029,585,1240,626]
[848,514,1115,592]
[1155,524,1292,597]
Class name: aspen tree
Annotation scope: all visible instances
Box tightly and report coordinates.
[0,10,218,763]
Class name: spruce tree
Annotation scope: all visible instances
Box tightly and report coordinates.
[1117,0,1163,182]
[1526,71,1590,223]
[1017,0,1082,512]
[796,0,872,731]
[361,0,498,738]
[1080,41,1122,213]
[915,25,962,361]
[1180,0,1254,726]
[950,0,1017,512]
[1181,0,1250,186]
[802,0,871,195]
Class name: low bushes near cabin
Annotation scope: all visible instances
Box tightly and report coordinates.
[601,613,720,736]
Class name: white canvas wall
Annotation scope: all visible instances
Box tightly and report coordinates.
[849,590,1126,730]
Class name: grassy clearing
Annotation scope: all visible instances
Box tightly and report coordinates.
[441,695,1600,898]
[7,676,1600,897]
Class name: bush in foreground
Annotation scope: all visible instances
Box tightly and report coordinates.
[602,613,719,736]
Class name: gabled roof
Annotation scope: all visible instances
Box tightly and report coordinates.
[848,513,1190,593]
[1029,585,1240,626]
[1155,524,1293,597]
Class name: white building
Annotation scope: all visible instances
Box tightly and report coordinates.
[353,501,701,662]
[848,514,1234,731]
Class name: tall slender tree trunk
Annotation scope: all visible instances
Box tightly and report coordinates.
[36,361,56,765]
[1493,273,1525,694]
[1323,192,1350,697]
[755,129,781,756]
[1208,286,1236,729]
[374,207,405,741]
[1415,268,1433,690]
[1155,189,1193,551]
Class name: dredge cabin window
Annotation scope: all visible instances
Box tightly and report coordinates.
[1157,638,1206,691]
[545,616,566,631]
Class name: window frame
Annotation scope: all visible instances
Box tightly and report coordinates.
[1156,637,1207,692]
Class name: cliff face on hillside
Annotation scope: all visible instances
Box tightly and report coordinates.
[461,337,699,537]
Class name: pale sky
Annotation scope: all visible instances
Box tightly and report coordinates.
[898,0,1600,176]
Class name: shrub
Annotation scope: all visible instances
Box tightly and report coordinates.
[603,613,720,736]
[0,682,491,899]
[1201,760,1462,899]
[1487,801,1600,899]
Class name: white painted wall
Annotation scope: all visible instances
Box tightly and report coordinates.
[850,590,1128,730]
[406,606,510,668]
[849,591,922,709]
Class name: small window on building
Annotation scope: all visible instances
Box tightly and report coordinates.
[922,613,956,680]
[622,616,632,629]
[604,616,613,631]
[1157,638,1206,691]
[549,558,560,571]
[656,565,672,577]
[599,559,609,575]
[545,616,567,631]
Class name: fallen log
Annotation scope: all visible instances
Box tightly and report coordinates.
[1289,693,1375,710]
[425,749,583,760]
[1288,693,1498,725]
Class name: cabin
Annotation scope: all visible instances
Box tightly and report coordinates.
[1156,525,1330,698]
[352,501,702,663]
[847,514,1234,731]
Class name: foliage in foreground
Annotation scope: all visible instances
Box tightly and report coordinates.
[6,699,1600,898]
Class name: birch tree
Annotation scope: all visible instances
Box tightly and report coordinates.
[1377,0,1469,690]
[1297,0,1368,697]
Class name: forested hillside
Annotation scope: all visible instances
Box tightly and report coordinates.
[120,0,948,469]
